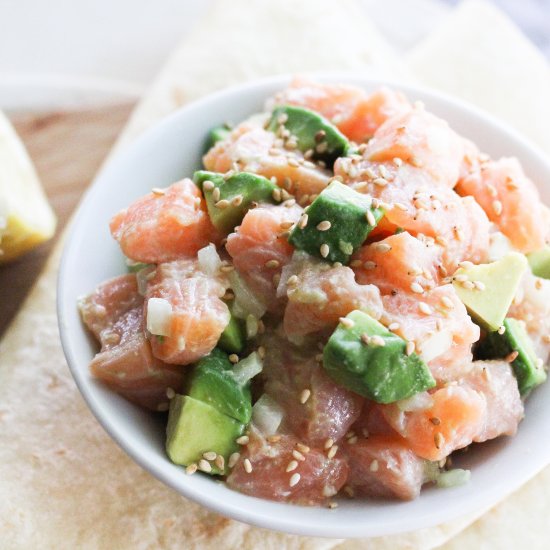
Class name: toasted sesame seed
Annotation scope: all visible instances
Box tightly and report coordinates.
[369,459,379,472]
[328,501,338,509]
[215,199,230,209]
[286,460,299,472]
[186,463,198,475]
[506,177,519,190]
[410,282,424,294]
[344,485,355,498]
[298,213,308,229]
[265,259,280,269]
[492,200,503,216]
[324,438,334,450]
[292,450,306,461]
[229,353,239,364]
[365,210,376,226]
[243,458,253,473]
[360,333,371,345]
[152,187,166,196]
[231,194,244,207]
[339,317,355,329]
[198,459,212,473]
[434,432,445,449]
[236,435,250,445]
[203,451,217,461]
[376,243,392,253]
[320,244,330,258]
[373,177,388,187]
[406,341,415,356]
[363,260,377,270]
[289,473,301,487]
[388,322,400,331]
[506,351,519,363]
[279,221,294,231]
[267,435,281,443]
[327,445,338,459]
[370,335,386,347]
[215,455,225,471]
[296,443,310,454]
[212,187,221,201]
[317,220,332,231]
[346,431,356,439]
[228,453,241,468]
[429,417,441,426]
[418,302,433,315]
[299,389,312,404]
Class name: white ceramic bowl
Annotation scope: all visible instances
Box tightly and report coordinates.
[58,74,550,539]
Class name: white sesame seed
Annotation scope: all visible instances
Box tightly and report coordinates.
[373,177,388,187]
[152,187,166,196]
[376,243,392,253]
[272,188,282,202]
[265,259,280,269]
[418,302,433,315]
[324,438,334,450]
[243,458,253,473]
[277,112,288,124]
[388,322,400,331]
[461,280,475,290]
[406,341,415,356]
[186,463,198,475]
[215,199,230,209]
[287,158,300,167]
[229,353,239,363]
[298,213,308,229]
[320,244,330,258]
[369,459,379,472]
[498,325,506,335]
[492,200,503,216]
[166,387,176,399]
[289,473,301,487]
[203,451,217,461]
[287,275,299,287]
[292,450,306,461]
[458,261,474,269]
[350,259,363,267]
[236,435,250,445]
[299,389,312,404]
[454,274,468,282]
[434,432,445,449]
[212,187,221,202]
[410,156,423,167]
[435,236,448,246]
[231,194,244,207]
[370,335,386,347]
[474,280,486,291]
[454,227,465,241]
[317,220,332,231]
[198,459,212,473]
[328,501,338,509]
[410,282,424,294]
[215,455,225,471]
[366,210,376,226]
[327,445,338,459]
[296,443,310,454]
[363,260,376,270]
[394,202,408,211]
[286,460,298,472]
[339,317,355,329]
[202,180,215,191]
[228,452,241,468]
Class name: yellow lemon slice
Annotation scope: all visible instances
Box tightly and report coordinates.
[0,110,56,263]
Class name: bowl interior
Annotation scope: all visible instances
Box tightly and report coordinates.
[58,73,550,539]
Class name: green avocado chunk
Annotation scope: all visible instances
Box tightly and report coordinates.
[527,246,550,279]
[194,170,278,234]
[186,349,252,424]
[452,252,528,331]
[268,105,349,165]
[477,318,546,395]
[218,310,246,354]
[205,124,231,152]
[166,395,243,473]
[288,181,383,264]
[323,310,436,403]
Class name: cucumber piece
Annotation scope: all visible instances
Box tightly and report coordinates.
[218,312,246,354]
[186,349,252,424]
[205,124,231,152]
[527,246,550,279]
[288,180,383,264]
[166,395,243,473]
[194,170,278,234]
[323,310,435,403]
[477,318,546,395]
[268,105,349,165]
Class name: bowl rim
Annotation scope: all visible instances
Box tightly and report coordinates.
[58,72,550,539]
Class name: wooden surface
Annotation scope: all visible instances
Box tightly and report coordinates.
[0,103,135,337]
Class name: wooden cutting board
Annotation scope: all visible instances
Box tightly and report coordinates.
[0,103,135,337]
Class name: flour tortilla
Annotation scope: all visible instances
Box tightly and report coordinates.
[0,0,548,548]
[408,0,550,156]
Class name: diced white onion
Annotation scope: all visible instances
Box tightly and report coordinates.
[232,351,263,385]
[420,329,453,363]
[146,297,172,336]
[252,394,284,435]
[436,468,471,488]
[488,230,512,262]
[397,391,434,412]
[197,243,222,276]
[228,271,266,320]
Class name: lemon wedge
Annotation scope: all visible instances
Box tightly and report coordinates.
[0,110,56,263]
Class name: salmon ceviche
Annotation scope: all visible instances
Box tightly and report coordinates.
[79,79,550,506]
